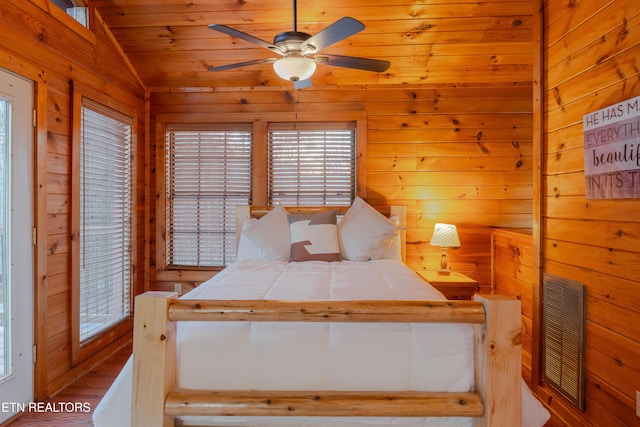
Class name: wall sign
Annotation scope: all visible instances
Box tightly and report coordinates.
[583,95,640,199]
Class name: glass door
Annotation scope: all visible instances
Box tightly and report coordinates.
[0,68,34,423]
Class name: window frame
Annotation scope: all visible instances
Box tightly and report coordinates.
[30,0,95,43]
[165,123,254,268]
[70,84,136,365]
[155,111,366,282]
[268,121,357,206]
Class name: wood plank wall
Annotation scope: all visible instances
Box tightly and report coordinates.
[540,0,640,425]
[0,0,146,398]
[7,2,640,426]
[148,84,534,294]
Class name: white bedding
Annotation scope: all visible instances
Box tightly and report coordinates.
[93,259,549,427]
[177,259,472,394]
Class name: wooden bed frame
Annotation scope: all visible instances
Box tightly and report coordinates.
[131,206,522,427]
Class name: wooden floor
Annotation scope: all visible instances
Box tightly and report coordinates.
[5,343,131,426]
[3,341,567,426]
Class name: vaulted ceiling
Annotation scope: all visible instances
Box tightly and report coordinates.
[91,0,534,91]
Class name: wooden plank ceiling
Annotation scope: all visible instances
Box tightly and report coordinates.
[91,0,534,91]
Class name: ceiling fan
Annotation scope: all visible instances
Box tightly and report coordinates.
[207,0,391,89]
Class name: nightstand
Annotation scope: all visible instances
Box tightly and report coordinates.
[416,271,478,300]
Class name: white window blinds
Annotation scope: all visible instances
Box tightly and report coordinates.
[166,125,252,267]
[79,99,132,343]
[268,122,356,205]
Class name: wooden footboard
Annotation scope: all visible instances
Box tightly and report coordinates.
[132,293,521,427]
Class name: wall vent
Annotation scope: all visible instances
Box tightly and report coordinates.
[542,274,586,410]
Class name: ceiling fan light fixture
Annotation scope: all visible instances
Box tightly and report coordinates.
[273,56,316,82]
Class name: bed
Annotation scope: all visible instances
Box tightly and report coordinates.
[93,199,550,427]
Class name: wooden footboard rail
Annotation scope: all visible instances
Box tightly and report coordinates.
[132,293,521,427]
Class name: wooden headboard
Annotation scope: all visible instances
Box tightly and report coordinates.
[235,205,407,262]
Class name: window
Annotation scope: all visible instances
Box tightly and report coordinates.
[165,125,252,267]
[76,98,132,343]
[51,0,88,27]
[157,112,365,274]
[269,123,356,205]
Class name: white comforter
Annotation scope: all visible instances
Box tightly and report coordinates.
[177,259,473,394]
[93,259,548,427]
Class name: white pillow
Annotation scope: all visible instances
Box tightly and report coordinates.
[241,205,290,260]
[236,219,270,261]
[338,197,399,261]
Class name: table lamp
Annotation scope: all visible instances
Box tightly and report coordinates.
[429,223,461,275]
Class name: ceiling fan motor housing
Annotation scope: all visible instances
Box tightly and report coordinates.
[272,31,315,55]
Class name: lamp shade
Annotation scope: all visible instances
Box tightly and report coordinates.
[273,56,316,82]
[429,223,461,248]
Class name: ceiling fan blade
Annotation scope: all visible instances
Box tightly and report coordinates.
[294,78,312,90]
[208,24,283,54]
[208,57,277,72]
[300,17,365,53]
[315,54,390,72]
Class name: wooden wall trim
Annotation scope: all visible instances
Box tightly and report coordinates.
[355,116,367,199]
[155,111,367,124]
[252,120,268,206]
[144,92,151,292]
[154,119,168,274]
[531,0,544,394]
[147,82,534,94]
[33,79,49,401]
[69,83,82,366]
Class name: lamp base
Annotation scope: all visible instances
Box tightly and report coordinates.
[438,248,450,275]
